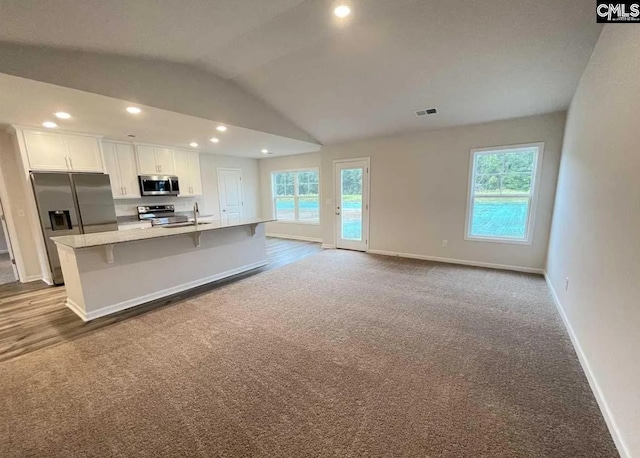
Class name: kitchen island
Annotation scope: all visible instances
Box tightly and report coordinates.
[51,217,274,321]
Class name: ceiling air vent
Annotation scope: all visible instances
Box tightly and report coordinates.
[416,108,438,117]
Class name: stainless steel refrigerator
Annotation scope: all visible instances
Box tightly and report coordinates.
[31,172,119,285]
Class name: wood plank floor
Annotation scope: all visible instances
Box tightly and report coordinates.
[0,237,322,363]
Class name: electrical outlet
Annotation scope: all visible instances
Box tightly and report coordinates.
[564,277,569,291]
[442,240,448,248]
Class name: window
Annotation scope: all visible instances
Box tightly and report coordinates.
[272,169,319,224]
[465,143,543,244]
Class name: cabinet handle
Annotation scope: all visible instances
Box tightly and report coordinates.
[123,186,127,195]
[65,157,69,169]
[68,157,73,169]
[120,186,123,195]
[158,165,162,173]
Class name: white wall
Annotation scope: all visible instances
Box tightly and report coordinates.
[320,112,566,271]
[0,43,316,144]
[545,26,639,458]
[258,152,322,242]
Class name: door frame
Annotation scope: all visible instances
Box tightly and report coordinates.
[333,157,370,252]
[0,198,19,282]
[216,167,245,221]
[0,163,24,282]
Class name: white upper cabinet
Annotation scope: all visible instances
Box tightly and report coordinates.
[187,152,202,195]
[64,135,103,172]
[116,143,140,198]
[136,145,158,175]
[102,142,122,198]
[136,145,175,175]
[22,129,103,172]
[155,148,175,175]
[173,149,202,196]
[23,130,68,171]
[102,141,140,199]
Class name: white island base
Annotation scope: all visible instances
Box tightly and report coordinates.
[53,220,271,321]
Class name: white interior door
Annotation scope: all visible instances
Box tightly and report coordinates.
[217,168,244,224]
[335,158,370,251]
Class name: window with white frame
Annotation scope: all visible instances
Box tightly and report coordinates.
[272,169,320,223]
[466,143,543,244]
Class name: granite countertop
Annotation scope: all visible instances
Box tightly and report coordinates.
[52,217,275,249]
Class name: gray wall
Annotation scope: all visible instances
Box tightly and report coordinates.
[0,42,317,144]
[546,25,639,458]
[320,112,565,271]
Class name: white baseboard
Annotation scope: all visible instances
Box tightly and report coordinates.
[368,249,543,274]
[65,298,88,322]
[544,273,630,458]
[68,260,268,322]
[321,244,335,249]
[266,233,322,243]
[21,274,44,284]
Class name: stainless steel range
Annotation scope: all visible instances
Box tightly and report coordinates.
[137,205,189,226]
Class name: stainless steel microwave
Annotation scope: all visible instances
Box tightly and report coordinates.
[138,175,180,196]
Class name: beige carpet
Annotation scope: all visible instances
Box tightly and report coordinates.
[0,250,617,457]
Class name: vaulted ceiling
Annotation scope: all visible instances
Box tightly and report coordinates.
[0,0,601,144]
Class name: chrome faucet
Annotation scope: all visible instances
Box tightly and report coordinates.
[193,202,199,226]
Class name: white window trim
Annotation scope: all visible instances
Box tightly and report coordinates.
[464,142,545,245]
[271,167,321,226]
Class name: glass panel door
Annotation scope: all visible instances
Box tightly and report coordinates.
[335,159,369,251]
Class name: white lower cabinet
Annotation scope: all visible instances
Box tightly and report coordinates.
[102,141,141,199]
[173,149,202,196]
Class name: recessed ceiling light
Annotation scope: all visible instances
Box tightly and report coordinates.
[216,125,227,132]
[334,5,351,18]
[190,142,199,147]
[126,106,142,114]
[261,149,269,154]
[42,121,57,128]
[54,112,71,119]
[210,137,220,143]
